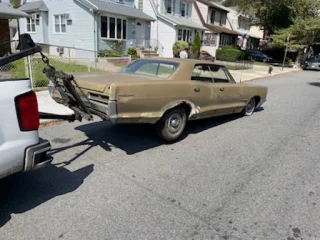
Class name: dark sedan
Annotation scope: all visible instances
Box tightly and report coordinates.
[303,54,320,70]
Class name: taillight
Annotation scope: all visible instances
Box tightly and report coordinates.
[15,91,40,131]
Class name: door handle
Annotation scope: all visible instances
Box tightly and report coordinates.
[194,87,200,92]
[219,88,224,91]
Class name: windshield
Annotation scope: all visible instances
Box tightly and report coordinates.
[308,55,320,62]
[118,59,179,79]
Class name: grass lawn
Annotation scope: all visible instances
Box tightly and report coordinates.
[8,58,103,87]
[253,61,269,66]
[225,65,251,70]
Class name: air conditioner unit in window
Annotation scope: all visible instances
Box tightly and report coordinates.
[57,47,64,54]
[31,13,40,20]
[64,13,72,20]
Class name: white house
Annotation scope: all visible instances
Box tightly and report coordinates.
[18,0,155,58]
[226,6,261,50]
[191,0,239,57]
[136,0,208,57]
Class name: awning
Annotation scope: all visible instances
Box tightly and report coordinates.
[77,0,156,21]
[0,3,29,19]
[19,1,49,12]
[161,14,208,30]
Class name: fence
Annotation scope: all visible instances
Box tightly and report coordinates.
[0,54,132,88]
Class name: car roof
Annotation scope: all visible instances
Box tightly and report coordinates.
[141,57,225,66]
[136,58,229,81]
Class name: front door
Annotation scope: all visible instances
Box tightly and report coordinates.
[135,20,145,48]
[189,64,219,119]
[210,65,243,115]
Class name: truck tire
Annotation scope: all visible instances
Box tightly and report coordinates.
[156,107,187,142]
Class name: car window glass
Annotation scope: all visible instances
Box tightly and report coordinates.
[119,60,178,79]
[157,63,176,78]
[191,65,213,83]
[209,65,231,83]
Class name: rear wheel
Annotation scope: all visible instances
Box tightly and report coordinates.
[156,107,187,142]
[242,98,256,116]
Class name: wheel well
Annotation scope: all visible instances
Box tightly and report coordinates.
[253,96,261,107]
[179,103,192,117]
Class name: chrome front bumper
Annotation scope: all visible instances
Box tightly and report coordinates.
[24,140,53,172]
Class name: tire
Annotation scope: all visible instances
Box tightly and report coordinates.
[156,107,187,142]
[242,98,256,116]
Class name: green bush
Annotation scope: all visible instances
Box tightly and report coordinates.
[98,49,118,57]
[221,45,241,51]
[216,48,243,62]
[191,33,202,59]
[172,40,188,57]
[127,47,137,56]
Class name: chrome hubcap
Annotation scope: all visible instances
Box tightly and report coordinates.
[167,113,182,133]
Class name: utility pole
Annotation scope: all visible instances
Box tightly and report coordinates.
[282,33,290,71]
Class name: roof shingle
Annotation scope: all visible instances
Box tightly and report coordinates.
[19,1,49,12]
[0,3,29,19]
[84,0,156,21]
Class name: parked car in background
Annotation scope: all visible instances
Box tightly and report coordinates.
[248,50,273,63]
[302,54,320,70]
[50,58,268,142]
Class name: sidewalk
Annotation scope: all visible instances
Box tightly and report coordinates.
[229,65,301,82]
[36,65,301,124]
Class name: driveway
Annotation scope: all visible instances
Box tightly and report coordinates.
[1,71,320,240]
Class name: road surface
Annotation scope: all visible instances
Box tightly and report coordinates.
[1,70,320,240]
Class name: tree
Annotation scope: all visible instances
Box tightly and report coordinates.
[271,16,320,64]
[9,0,21,8]
[235,0,320,34]
[222,0,238,7]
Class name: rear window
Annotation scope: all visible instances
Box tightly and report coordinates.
[118,59,179,79]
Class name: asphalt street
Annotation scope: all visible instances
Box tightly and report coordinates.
[1,70,320,240]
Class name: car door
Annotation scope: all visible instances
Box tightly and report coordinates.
[209,65,243,115]
[189,64,219,119]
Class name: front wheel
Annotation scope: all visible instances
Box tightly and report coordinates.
[156,107,187,142]
[242,98,256,116]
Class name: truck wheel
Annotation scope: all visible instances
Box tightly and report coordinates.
[156,107,187,142]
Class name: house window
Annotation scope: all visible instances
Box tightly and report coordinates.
[138,0,143,10]
[203,33,217,46]
[54,14,66,33]
[210,10,215,24]
[177,28,192,42]
[26,17,36,33]
[220,34,234,46]
[180,2,186,16]
[165,0,172,13]
[100,16,127,40]
[219,12,226,25]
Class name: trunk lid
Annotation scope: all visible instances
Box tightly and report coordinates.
[72,72,158,93]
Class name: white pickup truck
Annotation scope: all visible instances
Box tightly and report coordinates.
[0,77,52,180]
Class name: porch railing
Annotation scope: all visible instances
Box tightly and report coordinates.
[126,38,164,57]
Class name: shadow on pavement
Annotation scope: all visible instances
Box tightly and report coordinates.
[50,110,264,156]
[308,82,320,87]
[0,164,94,228]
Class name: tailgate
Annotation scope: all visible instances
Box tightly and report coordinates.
[0,79,39,179]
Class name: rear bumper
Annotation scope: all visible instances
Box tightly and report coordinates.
[24,140,53,172]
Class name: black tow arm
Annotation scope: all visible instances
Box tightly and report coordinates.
[39,112,76,122]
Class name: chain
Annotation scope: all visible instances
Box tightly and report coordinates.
[39,51,93,120]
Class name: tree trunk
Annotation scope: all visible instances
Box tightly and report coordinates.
[294,48,304,67]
